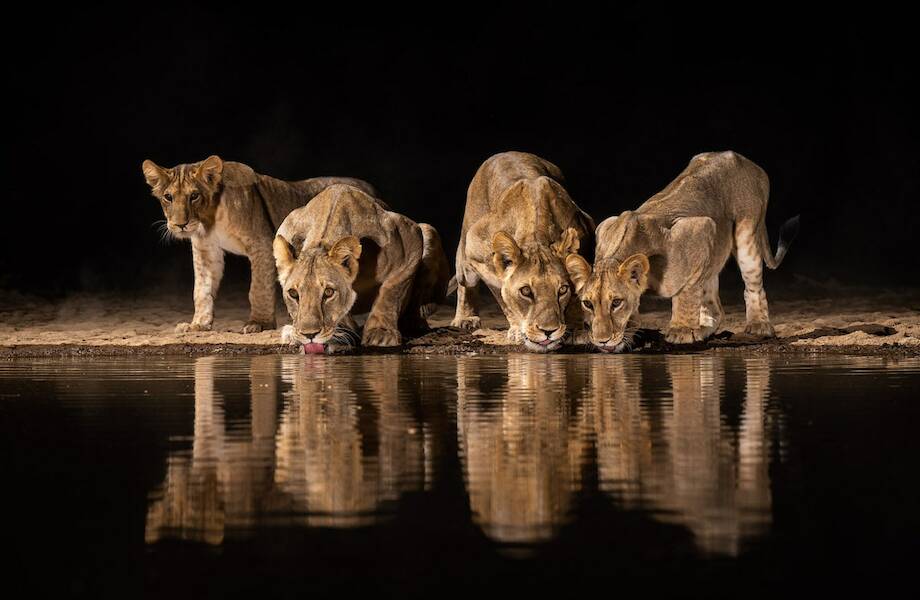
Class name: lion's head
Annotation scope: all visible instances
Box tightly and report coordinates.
[491,227,582,353]
[565,253,649,353]
[274,235,362,354]
[142,155,223,238]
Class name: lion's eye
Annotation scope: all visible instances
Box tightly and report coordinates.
[582,299,594,311]
[612,298,624,310]
[323,287,335,299]
[558,285,569,296]
[190,191,200,202]
[519,286,533,299]
[288,289,299,300]
[163,193,173,202]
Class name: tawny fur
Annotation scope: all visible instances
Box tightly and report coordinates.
[142,156,376,334]
[452,151,595,353]
[566,151,797,351]
[274,184,449,351]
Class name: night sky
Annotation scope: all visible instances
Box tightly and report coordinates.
[5,4,917,295]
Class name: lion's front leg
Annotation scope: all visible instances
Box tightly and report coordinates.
[363,279,413,347]
[244,240,278,334]
[452,284,482,331]
[665,286,706,345]
[363,250,421,347]
[177,236,224,333]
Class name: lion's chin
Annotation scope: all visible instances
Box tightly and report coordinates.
[596,340,628,354]
[523,338,563,353]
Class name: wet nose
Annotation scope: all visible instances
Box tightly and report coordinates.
[175,220,189,230]
[539,326,559,339]
[300,329,320,340]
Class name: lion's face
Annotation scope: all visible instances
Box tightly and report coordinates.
[274,235,362,354]
[142,156,223,238]
[565,253,649,353]
[492,229,582,353]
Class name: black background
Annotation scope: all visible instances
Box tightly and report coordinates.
[4,3,918,296]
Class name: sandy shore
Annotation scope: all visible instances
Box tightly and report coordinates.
[2,288,918,357]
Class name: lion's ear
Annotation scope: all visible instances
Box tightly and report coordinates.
[617,253,650,290]
[329,236,362,280]
[551,227,581,258]
[491,231,522,275]
[564,253,592,294]
[194,155,224,186]
[273,236,297,283]
[142,160,169,190]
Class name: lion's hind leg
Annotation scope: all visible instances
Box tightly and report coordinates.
[734,219,775,337]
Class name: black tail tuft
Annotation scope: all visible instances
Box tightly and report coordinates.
[774,214,800,267]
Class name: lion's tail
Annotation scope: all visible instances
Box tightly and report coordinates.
[759,214,800,270]
[446,275,458,297]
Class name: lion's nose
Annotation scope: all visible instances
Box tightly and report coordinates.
[300,330,320,340]
[539,326,560,339]
[175,221,189,230]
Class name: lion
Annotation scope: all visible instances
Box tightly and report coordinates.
[451,151,595,352]
[273,184,449,353]
[565,151,799,351]
[142,155,376,333]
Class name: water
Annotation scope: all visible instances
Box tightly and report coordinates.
[3,354,919,597]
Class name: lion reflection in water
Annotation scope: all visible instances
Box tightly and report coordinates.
[274,356,427,527]
[456,356,588,545]
[457,354,776,553]
[145,356,431,543]
[146,354,778,553]
[586,355,776,555]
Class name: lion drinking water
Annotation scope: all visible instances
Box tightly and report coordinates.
[566,151,798,351]
[273,184,449,353]
[452,152,595,352]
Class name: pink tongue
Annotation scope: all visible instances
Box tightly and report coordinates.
[538,339,553,346]
[303,343,326,354]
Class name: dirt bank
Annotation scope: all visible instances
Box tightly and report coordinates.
[2,289,918,358]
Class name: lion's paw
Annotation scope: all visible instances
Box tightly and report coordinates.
[363,326,402,347]
[242,320,274,334]
[280,325,296,344]
[665,326,704,345]
[506,327,525,343]
[744,321,776,338]
[451,316,481,331]
[175,322,211,333]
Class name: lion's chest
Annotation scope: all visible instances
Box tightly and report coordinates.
[212,205,248,256]
[214,228,247,256]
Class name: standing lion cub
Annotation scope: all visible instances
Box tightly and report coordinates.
[452,151,595,352]
[142,156,375,333]
[566,151,798,352]
[273,184,449,353]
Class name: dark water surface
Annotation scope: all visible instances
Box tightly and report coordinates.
[3,354,919,597]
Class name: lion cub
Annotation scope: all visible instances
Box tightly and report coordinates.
[452,151,595,352]
[143,156,375,333]
[273,184,449,353]
[566,151,798,351]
